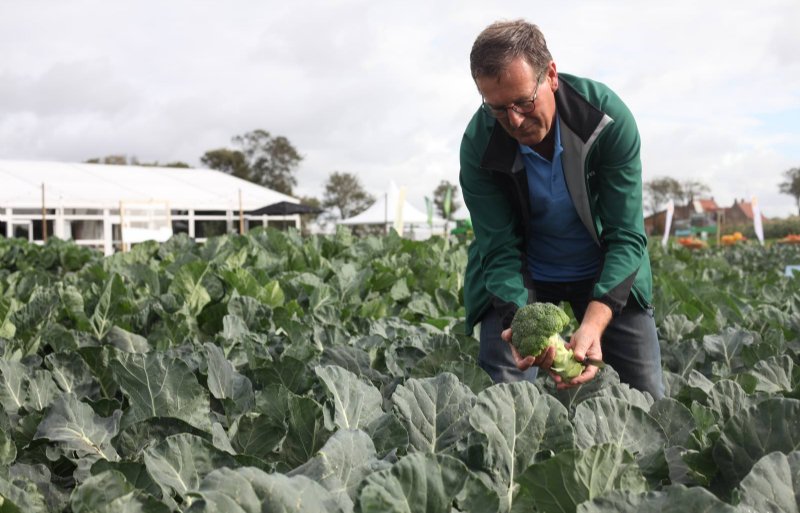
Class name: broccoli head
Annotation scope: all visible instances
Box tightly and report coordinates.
[509,302,585,380]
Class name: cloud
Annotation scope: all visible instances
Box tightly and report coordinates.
[0,0,797,218]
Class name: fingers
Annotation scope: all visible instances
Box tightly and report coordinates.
[509,343,530,370]
[555,365,600,390]
[533,345,555,369]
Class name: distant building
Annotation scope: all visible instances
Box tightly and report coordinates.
[644,197,767,236]
[644,197,719,236]
[719,198,768,226]
[0,160,301,255]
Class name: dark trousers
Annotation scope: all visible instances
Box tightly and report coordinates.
[477,278,665,399]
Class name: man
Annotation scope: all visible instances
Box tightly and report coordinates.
[460,20,664,399]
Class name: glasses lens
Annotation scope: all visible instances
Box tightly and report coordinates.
[513,101,536,114]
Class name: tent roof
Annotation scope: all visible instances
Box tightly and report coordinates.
[338,183,447,226]
[249,201,323,216]
[0,160,297,211]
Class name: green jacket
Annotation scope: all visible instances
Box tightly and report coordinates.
[460,73,653,332]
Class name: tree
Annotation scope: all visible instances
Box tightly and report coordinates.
[200,129,303,195]
[643,177,682,215]
[779,167,800,215]
[678,179,711,204]
[322,172,374,219]
[433,180,461,219]
[643,177,711,214]
[200,149,250,181]
[235,129,302,195]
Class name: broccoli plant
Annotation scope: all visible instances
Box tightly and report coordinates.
[509,302,585,380]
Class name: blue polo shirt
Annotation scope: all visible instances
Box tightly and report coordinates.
[521,118,602,282]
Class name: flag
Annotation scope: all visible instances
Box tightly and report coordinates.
[752,196,764,245]
[394,186,407,235]
[443,186,453,219]
[661,200,674,248]
[425,196,433,227]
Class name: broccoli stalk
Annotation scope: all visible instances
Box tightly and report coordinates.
[509,302,585,380]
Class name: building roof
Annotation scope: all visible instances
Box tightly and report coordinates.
[0,160,297,211]
[694,198,719,212]
[732,200,759,220]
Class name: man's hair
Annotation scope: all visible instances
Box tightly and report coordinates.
[470,20,552,80]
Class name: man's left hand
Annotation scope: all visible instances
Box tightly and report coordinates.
[552,301,611,389]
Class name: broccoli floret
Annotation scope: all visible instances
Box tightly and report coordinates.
[510,302,585,380]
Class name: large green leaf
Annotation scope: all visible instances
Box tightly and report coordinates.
[290,429,389,512]
[280,394,331,470]
[467,381,575,512]
[0,422,16,466]
[23,370,59,412]
[736,451,800,513]
[577,485,737,512]
[168,260,212,319]
[701,328,756,373]
[70,469,170,513]
[0,474,49,513]
[90,274,130,340]
[110,352,211,430]
[574,397,668,479]
[143,433,237,501]
[358,452,472,513]
[648,398,695,447]
[391,372,475,454]
[0,297,18,339]
[0,359,27,414]
[704,379,751,425]
[186,467,342,513]
[512,443,647,513]
[315,365,384,431]
[714,397,800,487]
[204,343,254,418]
[34,393,121,477]
[743,355,796,394]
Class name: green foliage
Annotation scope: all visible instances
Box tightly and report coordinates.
[779,166,800,215]
[1,231,799,511]
[322,171,375,220]
[201,129,303,195]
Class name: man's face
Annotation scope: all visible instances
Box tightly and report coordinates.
[475,57,558,148]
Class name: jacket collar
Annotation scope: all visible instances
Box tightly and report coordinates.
[479,76,607,173]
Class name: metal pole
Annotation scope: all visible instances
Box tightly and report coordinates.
[384,192,388,235]
[41,183,48,242]
[238,189,245,234]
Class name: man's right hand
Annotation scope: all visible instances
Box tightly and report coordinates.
[501,328,556,372]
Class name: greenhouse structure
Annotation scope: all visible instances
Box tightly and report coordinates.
[0,160,300,255]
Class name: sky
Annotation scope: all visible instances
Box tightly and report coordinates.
[1,0,799,218]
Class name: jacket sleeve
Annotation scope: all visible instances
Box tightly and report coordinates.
[590,92,649,315]
[459,119,528,329]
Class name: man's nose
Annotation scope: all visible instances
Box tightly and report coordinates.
[506,109,525,128]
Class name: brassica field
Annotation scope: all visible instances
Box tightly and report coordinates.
[1,229,799,512]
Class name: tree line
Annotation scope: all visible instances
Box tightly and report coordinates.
[86,129,462,222]
[644,169,800,217]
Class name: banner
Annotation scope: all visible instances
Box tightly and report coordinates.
[443,186,453,219]
[394,186,407,235]
[752,196,764,245]
[661,199,675,248]
[425,196,433,227]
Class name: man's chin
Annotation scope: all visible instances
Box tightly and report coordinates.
[512,133,543,146]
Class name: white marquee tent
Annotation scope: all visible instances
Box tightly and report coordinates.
[338,182,448,238]
[0,160,299,254]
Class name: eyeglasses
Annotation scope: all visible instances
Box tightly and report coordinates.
[481,69,547,119]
